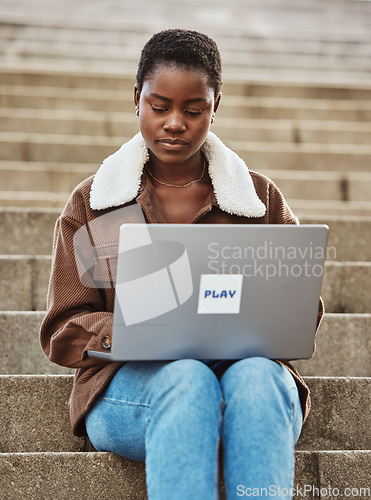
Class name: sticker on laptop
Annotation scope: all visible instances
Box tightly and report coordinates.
[197,274,243,314]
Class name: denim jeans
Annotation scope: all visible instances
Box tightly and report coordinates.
[86,357,303,499]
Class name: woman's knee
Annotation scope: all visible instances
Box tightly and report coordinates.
[150,359,223,406]
[221,357,299,410]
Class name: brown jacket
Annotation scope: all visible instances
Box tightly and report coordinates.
[40,132,324,437]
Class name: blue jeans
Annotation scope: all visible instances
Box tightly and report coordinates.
[86,357,303,499]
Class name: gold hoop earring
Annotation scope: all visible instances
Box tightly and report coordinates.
[211,112,215,124]
[135,106,139,116]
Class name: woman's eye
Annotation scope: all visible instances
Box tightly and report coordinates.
[152,106,168,113]
[186,110,202,116]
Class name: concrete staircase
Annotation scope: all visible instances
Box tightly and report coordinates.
[0,0,370,498]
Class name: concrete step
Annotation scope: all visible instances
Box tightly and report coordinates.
[3,193,371,216]
[2,0,371,33]
[1,208,370,261]
[290,200,371,217]
[1,132,371,171]
[320,261,371,314]
[2,68,371,100]
[2,163,371,203]
[2,108,371,146]
[0,256,369,312]
[226,140,371,172]
[0,311,73,376]
[260,170,371,203]
[0,375,369,453]
[0,162,94,193]
[3,56,371,86]
[0,255,51,311]
[291,314,371,377]
[3,24,371,61]
[1,450,369,500]
[1,312,369,377]
[4,38,371,74]
[3,24,371,60]
[2,85,371,121]
[0,191,71,209]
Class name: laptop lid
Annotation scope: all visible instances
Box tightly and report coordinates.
[90,224,328,361]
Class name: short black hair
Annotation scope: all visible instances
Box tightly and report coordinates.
[136,29,222,97]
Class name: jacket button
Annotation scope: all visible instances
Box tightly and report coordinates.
[101,336,112,349]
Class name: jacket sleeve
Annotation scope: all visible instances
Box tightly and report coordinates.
[266,178,299,226]
[40,213,114,369]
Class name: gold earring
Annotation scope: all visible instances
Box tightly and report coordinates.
[211,112,215,124]
[135,106,139,116]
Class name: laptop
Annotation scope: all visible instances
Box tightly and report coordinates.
[88,223,328,361]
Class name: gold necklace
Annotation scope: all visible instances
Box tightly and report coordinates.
[146,157,206,188]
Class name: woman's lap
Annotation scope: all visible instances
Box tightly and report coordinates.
[86,357,303,461]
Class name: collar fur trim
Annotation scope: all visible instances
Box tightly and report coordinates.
[90,131,266,217]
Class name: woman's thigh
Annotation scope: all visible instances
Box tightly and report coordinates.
[220,357,303,442]
[85,359,222,461]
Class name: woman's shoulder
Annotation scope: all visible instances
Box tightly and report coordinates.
[249,170,276,188]
[248,170,298,224]
[248,170,283,199]
[60,175,95,223]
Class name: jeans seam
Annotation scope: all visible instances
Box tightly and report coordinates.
[100,396,150,408]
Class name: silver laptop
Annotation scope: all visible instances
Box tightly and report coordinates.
[88,223,328,361]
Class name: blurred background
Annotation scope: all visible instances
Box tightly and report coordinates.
[0,0,370,497]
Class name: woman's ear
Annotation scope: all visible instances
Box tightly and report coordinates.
[214,92,222,114]
[134,84,141,108]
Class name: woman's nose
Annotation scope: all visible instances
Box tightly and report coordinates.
[163,111,186,133]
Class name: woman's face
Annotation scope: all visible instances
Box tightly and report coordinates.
[134,65,220,168]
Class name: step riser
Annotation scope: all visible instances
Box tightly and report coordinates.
[2,166,371,202]
[3,27,371,58]
[0,312,73,376]
[292,314,371,378]
[2,70,371,100]
[2,26,371,54]
[5,40,371,69]
[3,196,371,216]
[1,136,370,170]
[0,211,370,261]
[0,451,370,500]
[1,312,369,377]
[0,376,369,453]
[0,258,370,313]
[5,59,371,83]
[0,165,94,193]
[3,113,371,145]
[3,92,371,122]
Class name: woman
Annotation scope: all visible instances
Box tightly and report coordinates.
[40,29,324,499]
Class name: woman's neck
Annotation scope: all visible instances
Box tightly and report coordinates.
[147,152,205,187]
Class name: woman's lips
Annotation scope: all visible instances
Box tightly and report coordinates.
[157,138,189,151]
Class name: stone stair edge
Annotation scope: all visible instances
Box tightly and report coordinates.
[1,162,371,181]
[2,10,371,36]
[2,205,371,220]
[2,132,371,153]
[1,258,368,313]
[3,198,371,214]
[4,86,371,109]
[2,60,371,84]
[3,34,371,62]
[1,375,369,453]
[0,451,368,500]
[1,66,371,93]
[2,373,369,381]
[6,49,371,74]
[4,107,371,130]
[2,311,369,377]
[2,311,369,317]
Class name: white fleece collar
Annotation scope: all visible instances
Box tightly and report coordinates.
[90,131,266,218]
